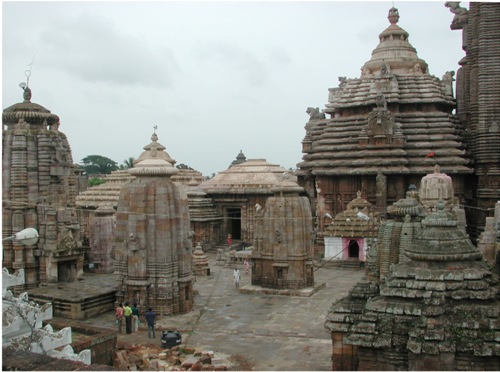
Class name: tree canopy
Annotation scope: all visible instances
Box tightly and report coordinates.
[119,157,135,170]
[80,155,118,175]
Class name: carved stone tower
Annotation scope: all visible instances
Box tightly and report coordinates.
[2,85,85,288]
[114,131,193,315]
[251,175,314,289]
[297,6,472,258]
[325,170,500,371]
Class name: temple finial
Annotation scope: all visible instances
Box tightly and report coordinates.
[388,6,399,25]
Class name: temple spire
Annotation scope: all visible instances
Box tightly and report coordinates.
[387,6,399,25]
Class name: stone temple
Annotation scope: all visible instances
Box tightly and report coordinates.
[325,168,500,370]
[2,85,86,288]
[251,173,315,290]
[296,6,473,259]
[113,131,193,315]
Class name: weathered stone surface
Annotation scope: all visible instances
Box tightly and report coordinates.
[326,167,500,370]
[114,132,193,315]
[2,87,86,288]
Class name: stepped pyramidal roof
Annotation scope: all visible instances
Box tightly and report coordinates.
[297,7,473,177]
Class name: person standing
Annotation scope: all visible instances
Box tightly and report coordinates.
[145,307,157,339]
[131,303,140,333]
[243,258,250,275]
[233,268,241,289]
[123,302,133,334]
[115,303,124,334]
[227,234,232,248]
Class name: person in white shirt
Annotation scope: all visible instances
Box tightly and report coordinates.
[233,268,241,288]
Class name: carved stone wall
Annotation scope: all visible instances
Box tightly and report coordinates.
[251,181,314,290]
[114,132,193,316]
[452,2,500,241]
[2,87,86,288]
[296,7,472,257]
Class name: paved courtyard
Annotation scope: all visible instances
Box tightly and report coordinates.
[54,254,364,371]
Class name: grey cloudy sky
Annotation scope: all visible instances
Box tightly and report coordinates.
[2,1,466,176]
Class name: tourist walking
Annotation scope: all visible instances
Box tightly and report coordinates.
[243,258,250,275]
[123,302,133,334]
[227,234,232,248]
[115,303,124,334]
[145,307,157,339]
[233,268,241,288]
[131,303,140,332]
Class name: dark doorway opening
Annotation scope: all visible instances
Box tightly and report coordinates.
[227,208,241,240]
[348,240,359,258]
[58,260,77,282]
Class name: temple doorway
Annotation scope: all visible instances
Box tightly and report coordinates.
[58,260,77,282]
[348,240,360,259]
[227,208,241,240]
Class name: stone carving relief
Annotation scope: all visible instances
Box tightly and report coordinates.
[14,118,29,132]
[56,223,78,252]
[410,63,423,74]
[275,229,282,244]
[442,71,455,96]
[445,1,468,29]
[360,93,396,146]
[306,107,325,121]
[22,86,32,102]
[380,64,391,77]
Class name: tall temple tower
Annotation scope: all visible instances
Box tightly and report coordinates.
[114,131,193,315]
[2,85,85,288]
[296,7,472,257]
[447,2,500,241]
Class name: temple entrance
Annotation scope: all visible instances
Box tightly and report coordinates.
[58,260,77,282]
[348,240,360,258]
[227,208,241,240]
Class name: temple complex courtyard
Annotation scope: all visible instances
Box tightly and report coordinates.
[48,252,364,371]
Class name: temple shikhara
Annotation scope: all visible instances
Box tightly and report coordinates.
[296,6,473,260]
[2,2,499,371]
[113,132,194,315]
[2,85,86,289]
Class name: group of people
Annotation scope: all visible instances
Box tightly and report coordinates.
[115,302,157,338]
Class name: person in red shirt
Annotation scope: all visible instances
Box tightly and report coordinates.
[115,303,124,334]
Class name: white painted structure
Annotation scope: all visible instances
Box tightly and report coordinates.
[2,267,91,365]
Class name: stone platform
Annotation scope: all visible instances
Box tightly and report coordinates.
[26,273,117,320]
[23,253,364,370]
[239,281,326,297]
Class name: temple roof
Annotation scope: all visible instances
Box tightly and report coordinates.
[200,159,298,195]
[3,87,60,126]
[129,132,179,177]
[360,6,428,78]
[297,7,472,177]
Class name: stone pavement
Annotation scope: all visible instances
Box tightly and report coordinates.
[54,253,364,371]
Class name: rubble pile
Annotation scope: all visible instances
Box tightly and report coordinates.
[114,344,235,371]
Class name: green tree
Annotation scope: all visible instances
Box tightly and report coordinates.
[80,155,118,175]
[119,157,135,170]
[88,177,106,187]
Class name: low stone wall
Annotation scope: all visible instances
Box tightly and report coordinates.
[2,348,115,371]
[46,320,117,366]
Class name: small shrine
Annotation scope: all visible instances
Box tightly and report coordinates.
[192,242,210,276]
[324,191,379,263]
[251,173,315,291]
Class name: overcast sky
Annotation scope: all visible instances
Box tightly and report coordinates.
[2,1,466,176]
